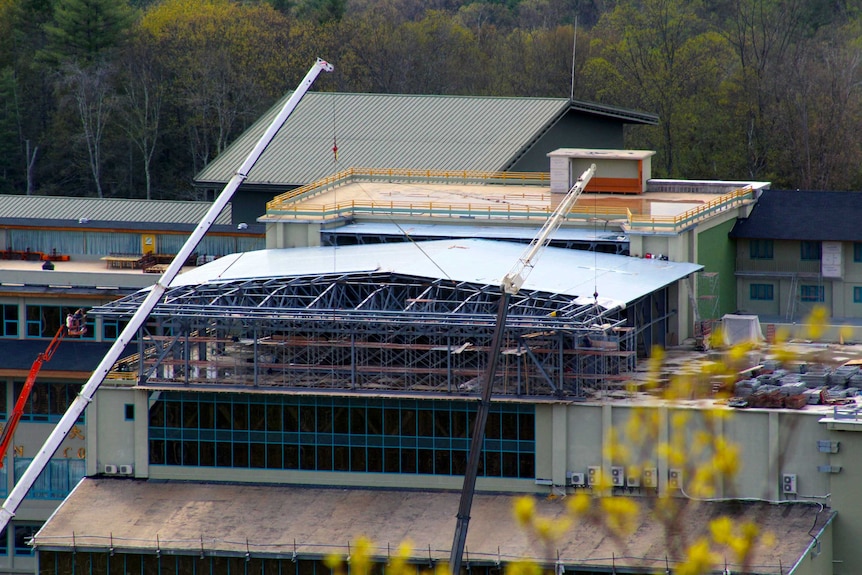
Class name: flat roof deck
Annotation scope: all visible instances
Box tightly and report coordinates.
[35,478,831,574]
[261,180,732,223]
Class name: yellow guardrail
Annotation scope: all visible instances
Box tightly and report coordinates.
[627,186,755,232]
[265,172,755,230]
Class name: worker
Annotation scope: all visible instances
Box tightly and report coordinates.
[67,308,87,336]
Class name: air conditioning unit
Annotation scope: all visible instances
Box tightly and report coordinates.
[568,472,586,487]
[782,473,798,495]
[669,468,683,490]
[103,464,118,475]
[626,472,641,488]
[118,464,134,475]
[643,467,658,488]
[587,466,601,487]
[611,466,624,487]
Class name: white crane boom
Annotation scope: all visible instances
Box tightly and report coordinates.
[449,163,596,574]
[501,163,596,295]
[0,58,334,532]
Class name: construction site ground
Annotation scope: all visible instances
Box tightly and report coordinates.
[591,338,862,413]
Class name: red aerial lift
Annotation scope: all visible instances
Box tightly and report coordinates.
[0,313,87,469]
[0,59,333,530]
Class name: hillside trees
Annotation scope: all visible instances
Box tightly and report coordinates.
[585,0,735,178]
[3,0,862,197]
[139,0,295,175]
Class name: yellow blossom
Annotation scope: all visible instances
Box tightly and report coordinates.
[513,495,535,526]
[567,491,591,516]
[677,538,718,575]
[599,496,639,536]
[505,560,542,575]
[710,517,733,545]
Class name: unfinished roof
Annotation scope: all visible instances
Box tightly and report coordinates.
[35,478,831,574]
[194,93,658,187]
[0,195,232,227]
[730,189,862,241]
[170,239,701,309]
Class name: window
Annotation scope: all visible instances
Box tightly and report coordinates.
[13,381,83,423]
[13,523,40,556]
[855,243,862,262]
[800,241,822,261]
[0,304,17,337]
[800,285,825,302]
[25,305,94,339]
[749,239,773,259]
[750,284,774,301]
[150,393,536,479]
[14,458,85,500]
[125,403,135,420]
[855,287,862,303]
[103,317,136,341]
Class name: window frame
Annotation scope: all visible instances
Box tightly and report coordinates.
[750,283,774,301]
[800,285,825,302]
[749,239,774,260]
[800,240,822,261]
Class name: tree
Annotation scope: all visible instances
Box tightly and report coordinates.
[587,0,735,177]
[42,0,137,64]
[768,23,862,190]
[0,68,23,194]
[57,60,115,198]
[140,0,294,173]
[718,0,810,180]
[294,0,347,24]
[116,32,166,200]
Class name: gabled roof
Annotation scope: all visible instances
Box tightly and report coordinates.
[730,189,862,241]
[194,93,658,187]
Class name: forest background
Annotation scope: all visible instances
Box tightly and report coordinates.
[0,0,860,200]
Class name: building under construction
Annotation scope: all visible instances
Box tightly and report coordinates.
[98,238,699,400]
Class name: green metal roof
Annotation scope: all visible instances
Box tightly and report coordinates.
[0,195,231,226]
[195,93,658,187]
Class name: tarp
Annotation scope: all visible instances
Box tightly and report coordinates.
[721,314,765,346]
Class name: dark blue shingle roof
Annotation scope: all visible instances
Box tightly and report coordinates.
[729,189,862,241]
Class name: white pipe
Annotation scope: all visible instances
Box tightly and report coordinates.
[0,58,333,531]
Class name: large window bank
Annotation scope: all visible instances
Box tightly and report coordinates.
[149,393,536,479]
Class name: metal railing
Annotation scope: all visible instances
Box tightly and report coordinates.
[264,173,756,232]
[626,185,755,232]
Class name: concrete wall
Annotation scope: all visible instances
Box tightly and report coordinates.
[821,417,862,574]
[266,221,321,249]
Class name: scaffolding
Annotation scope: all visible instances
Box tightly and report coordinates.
[93,271,635,398]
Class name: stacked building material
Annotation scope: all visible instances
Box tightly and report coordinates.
[801,367,830,388]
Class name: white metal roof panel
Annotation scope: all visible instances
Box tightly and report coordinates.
[172,239,700,308]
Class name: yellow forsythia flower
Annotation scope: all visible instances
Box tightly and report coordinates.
[513,495,535,526]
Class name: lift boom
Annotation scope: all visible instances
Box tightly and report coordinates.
[0,58,333,532]
[449,164,596,575]
[0,326,67,469]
